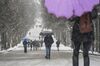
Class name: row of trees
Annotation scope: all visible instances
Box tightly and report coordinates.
[0,0,36,50]
[0,0,100,53]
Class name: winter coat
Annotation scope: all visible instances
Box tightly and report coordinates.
[44,35,54,47]
[56,40,60,47]
[71,14,94,42]
[71,19,82,42]
[79,13,93,33]
[23,39,28,45]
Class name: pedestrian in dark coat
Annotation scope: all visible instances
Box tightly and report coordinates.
[56,40,60,51]
[72,12,94,66]
[44,34,54,59]
[30,40,34,51]
[23,39,28,53]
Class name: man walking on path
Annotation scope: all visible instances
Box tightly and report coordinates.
[44,34,54,59]
[56,40,60,51]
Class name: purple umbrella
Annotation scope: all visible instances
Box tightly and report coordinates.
[45,0,99,19]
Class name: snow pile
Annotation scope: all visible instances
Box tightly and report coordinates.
[0,43,23,54]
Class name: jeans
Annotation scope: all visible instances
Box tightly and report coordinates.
[45,46,51,59]
[73,40,91,66]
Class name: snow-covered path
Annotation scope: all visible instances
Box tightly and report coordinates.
[0,42,100,66]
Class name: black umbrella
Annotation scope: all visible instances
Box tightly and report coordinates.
[39,31,54,36]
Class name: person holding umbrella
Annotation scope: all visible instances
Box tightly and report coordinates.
[71,12,95,66]
[44,0,98,65]
[44,34,54,59]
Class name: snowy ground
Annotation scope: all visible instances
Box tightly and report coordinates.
[0,42,100,66]
[0,30,100,66]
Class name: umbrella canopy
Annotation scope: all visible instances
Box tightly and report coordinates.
[39,31,54,36]
[44,0,99,19]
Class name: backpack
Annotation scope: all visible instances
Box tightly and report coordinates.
[79,13,93,33]
[23,39,28,45]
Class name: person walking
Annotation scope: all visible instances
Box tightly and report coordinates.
[33,40,39,51]
[23,39,29,53]
[44,34,54,59]
[30,40,34,51]
[71,12,95,66]
[56,40,60,51]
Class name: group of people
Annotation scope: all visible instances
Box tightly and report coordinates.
[43,12,96,65]
[23,39,40,53]
[23,34,61,59]
[23,11,96,66]
[71,12,96,66]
